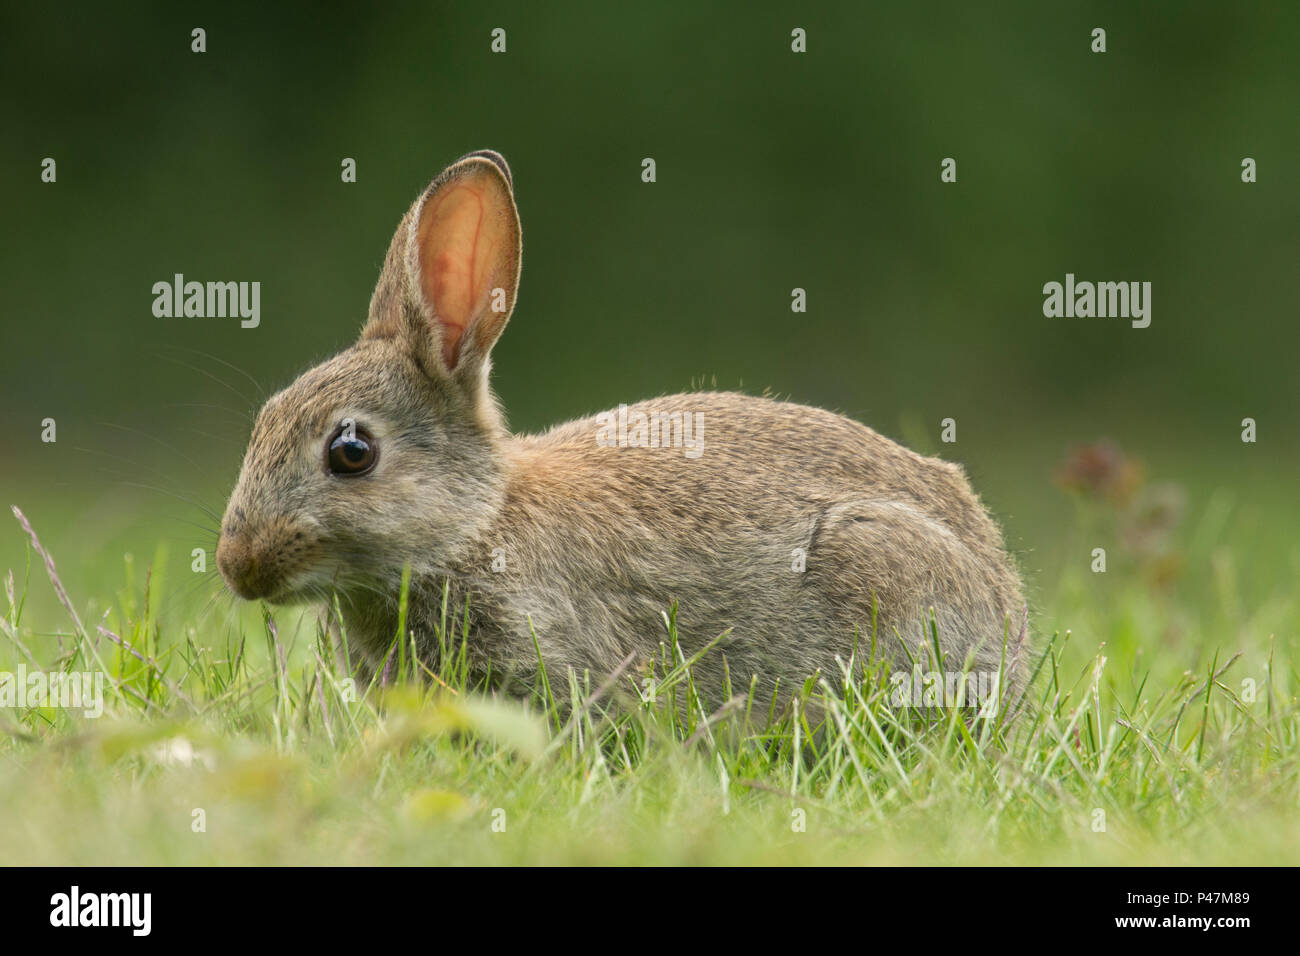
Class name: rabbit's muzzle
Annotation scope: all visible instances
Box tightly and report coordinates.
[217,518,316,602]
[217,533,272,600]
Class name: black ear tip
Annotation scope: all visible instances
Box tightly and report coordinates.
[458,149,513,189]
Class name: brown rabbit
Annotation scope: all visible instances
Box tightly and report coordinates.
[216,149,1029,710]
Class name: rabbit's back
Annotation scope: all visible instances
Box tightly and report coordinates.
[522,391,995,542]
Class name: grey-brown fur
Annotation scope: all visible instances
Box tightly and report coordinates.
[217,150,1029,709]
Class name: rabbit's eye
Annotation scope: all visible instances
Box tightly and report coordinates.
[327,425,378,476]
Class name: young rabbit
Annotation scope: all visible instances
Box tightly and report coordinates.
[217,149,1029,710]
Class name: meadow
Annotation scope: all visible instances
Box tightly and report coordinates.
[2,423,1295,866]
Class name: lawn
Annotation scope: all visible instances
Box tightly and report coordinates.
[1,442,1296,866]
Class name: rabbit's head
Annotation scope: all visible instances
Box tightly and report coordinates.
[216,150,522,603]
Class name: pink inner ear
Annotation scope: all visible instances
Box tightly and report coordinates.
[417,182,491,369]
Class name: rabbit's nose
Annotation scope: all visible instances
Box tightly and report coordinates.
[217,534,272,600]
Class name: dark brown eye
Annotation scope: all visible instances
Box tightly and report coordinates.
[327,424,377,476]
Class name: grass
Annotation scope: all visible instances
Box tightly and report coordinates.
[1,476,1297,867]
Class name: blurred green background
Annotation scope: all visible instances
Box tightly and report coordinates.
[2,1,1296,646]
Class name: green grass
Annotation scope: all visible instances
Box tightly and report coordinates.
[1,477,1297,867]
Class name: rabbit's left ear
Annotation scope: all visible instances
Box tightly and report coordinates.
[364,150,521,377]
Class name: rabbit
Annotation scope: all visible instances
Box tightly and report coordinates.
[216,149,1030,712]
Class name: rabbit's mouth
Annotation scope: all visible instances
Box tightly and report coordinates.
[220,562,298,603]
[217,531,324,604]
[223,565,327,605]
[257,581,325,606]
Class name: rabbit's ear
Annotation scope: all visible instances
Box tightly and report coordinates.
[364,150,521,376]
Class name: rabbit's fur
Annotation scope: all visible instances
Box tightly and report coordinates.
[218,150,1029,709]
